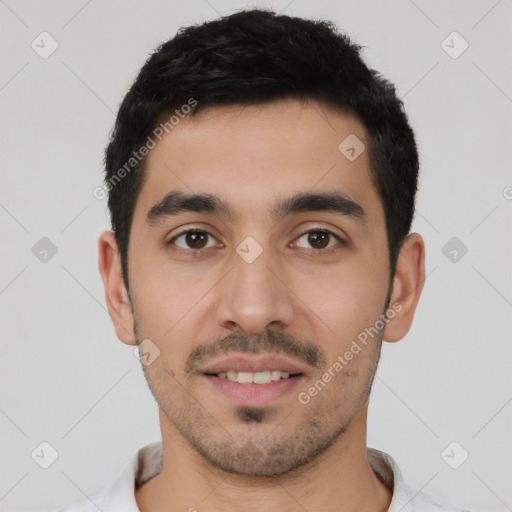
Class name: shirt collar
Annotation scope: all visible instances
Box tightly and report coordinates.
[70,441,464,512]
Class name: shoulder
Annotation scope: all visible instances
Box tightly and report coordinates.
[368,448,472,512]
[57,490,110,512]
[393,484,472,512]
[56,441,163,512]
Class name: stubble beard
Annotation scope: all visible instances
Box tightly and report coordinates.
[137,330,383,477]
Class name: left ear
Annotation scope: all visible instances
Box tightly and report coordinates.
[382,233,425,342]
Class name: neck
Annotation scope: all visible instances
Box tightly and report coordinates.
[135,405,392,512]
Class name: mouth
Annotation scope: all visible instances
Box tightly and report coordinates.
[204,369,303,384]
[199,354,307,407]
[203,373,305,407]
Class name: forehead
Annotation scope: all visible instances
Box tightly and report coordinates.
[134,99,383,224]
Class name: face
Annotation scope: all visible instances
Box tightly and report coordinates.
[127,99,392,476]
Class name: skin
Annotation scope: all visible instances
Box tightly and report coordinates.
[99,98,425,512]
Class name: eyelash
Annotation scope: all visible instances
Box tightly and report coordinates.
[167,227,344,256]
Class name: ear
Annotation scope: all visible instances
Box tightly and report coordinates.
[98,231,137,345]
[382,233,425,343]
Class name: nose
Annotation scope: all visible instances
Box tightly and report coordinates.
[214,247,295,336]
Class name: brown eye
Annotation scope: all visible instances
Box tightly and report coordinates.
[185,231,208,249]
[308,231,330,249]
[171,230,216,251]
[295,230,340,251]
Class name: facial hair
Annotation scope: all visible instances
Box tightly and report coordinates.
[135,321,384,477]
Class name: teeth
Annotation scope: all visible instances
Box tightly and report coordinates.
[271,370,281,381]
[254,370,271,384]
[216,370,293,384]
[237,371,254,384]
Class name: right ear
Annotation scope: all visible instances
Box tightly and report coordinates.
[98,231,137,345]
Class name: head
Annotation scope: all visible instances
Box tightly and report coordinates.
[99,9,425,477]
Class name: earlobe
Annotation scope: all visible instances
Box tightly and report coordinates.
[382,233,426,343]
[98,231,137,346]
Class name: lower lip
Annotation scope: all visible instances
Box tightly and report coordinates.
[203,374,304,407]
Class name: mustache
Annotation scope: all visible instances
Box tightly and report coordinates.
[184,330,327,375]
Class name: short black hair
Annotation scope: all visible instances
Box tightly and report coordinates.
[104,8,419,291]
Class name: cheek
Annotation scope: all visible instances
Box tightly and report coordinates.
[292,260,387,343]
[130,257,212,341]
[130,263,230,388]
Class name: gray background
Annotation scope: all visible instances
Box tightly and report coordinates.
[1,1,511,511]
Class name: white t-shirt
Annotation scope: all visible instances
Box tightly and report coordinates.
[57,441,469,512]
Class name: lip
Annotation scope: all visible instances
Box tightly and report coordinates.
[199,354,308,375]
[203,373,305,407]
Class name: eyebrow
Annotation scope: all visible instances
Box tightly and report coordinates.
[146,190,368,226]
[147,192,235,224]
[272,191,367,225]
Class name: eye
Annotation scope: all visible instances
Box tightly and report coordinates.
[294,230,341,251]
[169,229,217,251]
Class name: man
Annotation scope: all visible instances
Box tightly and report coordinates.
[60,8,469,512]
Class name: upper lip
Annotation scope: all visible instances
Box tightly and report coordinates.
[199,354,307,375]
